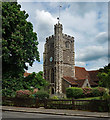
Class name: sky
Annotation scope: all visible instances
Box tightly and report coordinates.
[18,0,108,73]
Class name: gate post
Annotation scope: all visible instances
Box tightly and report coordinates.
[36,98,39,108]
[107,99,110,112]
[44,99,47,108]
[72,98,75,109]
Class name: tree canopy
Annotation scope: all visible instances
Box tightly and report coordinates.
[2,2,40,97]
[24,71,48,90]
[2,2,40,78]
[2,71,48,97]
[98,63,110,89]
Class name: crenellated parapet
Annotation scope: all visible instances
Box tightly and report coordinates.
[54,22,63,28]
[62,33,74,42]
[46,35,55,42]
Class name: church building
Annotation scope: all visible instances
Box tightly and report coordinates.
[43,22,98,95]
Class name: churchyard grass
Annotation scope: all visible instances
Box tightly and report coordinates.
[76,96,101,100]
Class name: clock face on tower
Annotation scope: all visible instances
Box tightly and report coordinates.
[50,57,53,62]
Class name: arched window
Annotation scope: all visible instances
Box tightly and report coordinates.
[48,70,50,82]
[65,41,70,48]
[51,68,54,83]
[51,88,54,94]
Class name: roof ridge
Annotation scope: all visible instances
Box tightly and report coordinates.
[87,70,99,72]
[63,76,78,85]
[75,66,86,69]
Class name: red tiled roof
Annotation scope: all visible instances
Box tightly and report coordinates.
[88,70,99,82]
[89,80,98,86]
[75,79,86,87]
[24,71,32,77]
[63,66,99,87]
[75,66,89,80]
[63,76,78,85]
[75,66,99,86]
[63,76,86,87]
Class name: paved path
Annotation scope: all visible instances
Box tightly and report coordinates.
[2,106,110,118]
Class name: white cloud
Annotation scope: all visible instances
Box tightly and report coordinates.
[76,46,108,61]
[62,11,98,34]
[25,63,29,66]
[61,4,104,37]
[75,61,86,67]
[27,62,43,73]
[36,10,57,26]
[86,57,108,70]
[18,0,109,2]
[35,10,57,61]
[38,42,45,61]
[35,10,57,42]
[95,32,108,43]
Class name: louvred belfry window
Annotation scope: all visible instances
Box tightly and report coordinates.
[65,41,70,48]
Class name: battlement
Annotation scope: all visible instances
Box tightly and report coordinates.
[63,34,74,40]
[54,22,62,28]
[46,35,55,42]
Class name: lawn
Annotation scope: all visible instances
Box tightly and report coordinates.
[76,96,101,100]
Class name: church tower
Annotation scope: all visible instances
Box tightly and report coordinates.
[43,22,75,95]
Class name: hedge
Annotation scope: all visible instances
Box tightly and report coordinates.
[66,87,84,98]
[82,87,93,97]
[35,91,49,100]
[66,87,106,99]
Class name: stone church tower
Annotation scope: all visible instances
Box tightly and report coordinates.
[43,22,75,95]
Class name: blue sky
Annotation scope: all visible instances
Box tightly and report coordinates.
[18,1,108,73]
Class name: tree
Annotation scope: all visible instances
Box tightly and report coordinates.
[23,72,48,90]
[98,71,110,88]
[99,63,110,73]
[98,63,110,94]
[2,77,24,97]
[2,2,40,78]
[2,2,40,96]
[38,71,43,76]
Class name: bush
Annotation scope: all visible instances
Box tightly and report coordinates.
[82,87,93,97]
[102,93,110,100]
[97,87,106,96]
[2,89,16,97]
[92,87,106,97]
[66,87,84,99]
[51,95,59,100]
[35,91,49,100]
[16,90,32,98]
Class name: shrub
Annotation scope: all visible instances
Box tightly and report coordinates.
[66,87,84,99]
[92,88,99,97]
[16,90,32,98]
[32,88,38,94]
[82,87,93,97]
[92,87,106,97]
[51,95,59,100]
[102,92,110,100]
[35,91,49,100]
[97,87,106,96]
[2,89,16,97]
